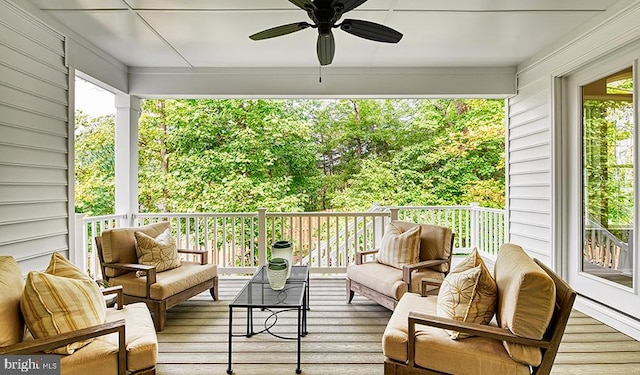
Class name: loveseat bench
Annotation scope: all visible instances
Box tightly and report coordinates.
[0,255,158,375]
[382,244,576,375]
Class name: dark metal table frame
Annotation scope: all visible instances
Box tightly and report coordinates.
[227,265,309,374]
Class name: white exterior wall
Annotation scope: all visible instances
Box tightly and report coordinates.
[509,0,640,267]
[0,0,69,272]
[507,76,553,265]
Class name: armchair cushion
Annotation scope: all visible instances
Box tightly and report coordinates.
[21,262,107,354]
[437,248,497,339]
[101,222,170,277]
[494,244,556,366]
[55,302,157,375]
[347,262,444,300]
[134,228,181,272]
[376,221,421,269]
[0,256,25,347]
[109,261,218,300]
[383,293,530,375]
[393,221,453,272]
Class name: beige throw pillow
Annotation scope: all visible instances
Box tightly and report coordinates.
[436,248,497,339]
[20,253,107,355]
[376,221,421,269]
[135,228,181,272]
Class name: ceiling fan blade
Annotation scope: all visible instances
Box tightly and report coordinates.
[289,0,315,10]
[250,22,311,40]
[338,0,369,13]
[317,32,335,66]
[340,19,402,43]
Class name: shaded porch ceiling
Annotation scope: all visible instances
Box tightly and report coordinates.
[27,0,620,69]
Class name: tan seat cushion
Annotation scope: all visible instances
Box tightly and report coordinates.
[495,243,556,366]
[58,302,157,375]
[101,222,170,277]
[134,228,181,272]
[21,253,107,355]
[109,261,217,300]
[393,221,453,272]
[0,256,25,347]
[437,248,497,339]
[376,221,421,269]
[347,262,444,301]
[106,302,158,372]
[383,293,529,375]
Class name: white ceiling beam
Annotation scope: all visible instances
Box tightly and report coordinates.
[128,66,516,98]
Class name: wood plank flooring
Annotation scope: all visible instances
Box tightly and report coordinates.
[156,277,640,375]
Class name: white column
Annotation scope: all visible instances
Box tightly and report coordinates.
[115,93,140,226]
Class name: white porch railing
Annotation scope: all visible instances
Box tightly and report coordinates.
[77,204,505,276]
[584,219,633,274]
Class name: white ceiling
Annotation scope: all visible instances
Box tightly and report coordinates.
[27,0,621,69]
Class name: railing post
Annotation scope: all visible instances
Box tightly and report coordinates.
[470,203,479,251]
[258,208,267,267]
[390,207,399,221]
[119,213,133,228]
[73,213,88,274]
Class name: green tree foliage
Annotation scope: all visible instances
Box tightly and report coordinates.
[74,111,115,215]
[75,99,505,215]
[315,99,505,209]
[137,99,320,212]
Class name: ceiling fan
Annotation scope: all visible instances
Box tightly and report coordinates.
[249,0,403,66]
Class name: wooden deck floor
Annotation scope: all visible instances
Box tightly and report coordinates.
[157,277,640,375]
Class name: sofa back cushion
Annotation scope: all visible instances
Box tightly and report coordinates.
[393,221,453,272]
[101,222,170,277]
[494,244,556,366]
[0,256,25,347]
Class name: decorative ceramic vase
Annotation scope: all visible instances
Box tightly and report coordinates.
[267,258,289,290]
[272,240,293,278]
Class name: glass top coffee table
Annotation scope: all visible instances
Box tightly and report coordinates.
[227,265,309,374]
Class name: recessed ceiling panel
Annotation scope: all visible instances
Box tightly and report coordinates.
[44,11,190,67]
[370,10,603,67]
[141,9,387,67]
[394,0,618,11]
[30,0,126,10]
[127,0,395,11]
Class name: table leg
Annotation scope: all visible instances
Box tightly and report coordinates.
[306,277,310,311]
[247,307,254,337]
[302,287,308,336]
[227,307,233,374]
[296,305,302,374]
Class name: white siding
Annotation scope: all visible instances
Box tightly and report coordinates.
[507,76,553,264]
[0,0,69,272]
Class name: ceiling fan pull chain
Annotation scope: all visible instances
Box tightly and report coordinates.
[319,65,322,83]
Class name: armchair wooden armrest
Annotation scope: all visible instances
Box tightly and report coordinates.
[406,311,550,367]
[106,263,157,298]
[355,249,379,265]
[402,259,449,291]
[178,248,208,265]
[102,285,124,309]
[0,319,127,375]
[420,278,444,296]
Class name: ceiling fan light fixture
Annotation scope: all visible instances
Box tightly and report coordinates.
[249,0,402,65]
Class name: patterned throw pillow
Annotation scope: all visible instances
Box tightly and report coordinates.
[135,228,181,272]
[20,253,107,355]
[436,248,497,339]
[376,221,421,269]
